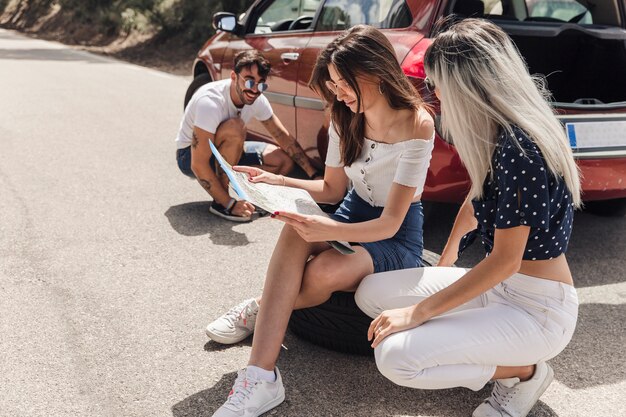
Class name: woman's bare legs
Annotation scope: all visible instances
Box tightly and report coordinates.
[248,228,374,370]
[294,246,374,309]
[248,224,327,370]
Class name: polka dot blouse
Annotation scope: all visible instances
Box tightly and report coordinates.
[459,126,574,260]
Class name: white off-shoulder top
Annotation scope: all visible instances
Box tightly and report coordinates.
[325,123,435,207]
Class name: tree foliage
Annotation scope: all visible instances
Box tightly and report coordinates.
[1,0,256,40]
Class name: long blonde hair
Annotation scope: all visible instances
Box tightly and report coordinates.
[424,18,581,206]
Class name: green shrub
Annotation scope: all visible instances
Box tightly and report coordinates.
[153,0,255,41]
[1,0,255,41]
[120,6,153,33]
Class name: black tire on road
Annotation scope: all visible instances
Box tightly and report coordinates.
[584,198,626,217]
[288,249,443,356]
[184,73,212,110]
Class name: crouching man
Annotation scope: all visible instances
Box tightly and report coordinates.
[175,50,320,221]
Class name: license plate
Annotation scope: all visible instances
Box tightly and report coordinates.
[566,120,626,149]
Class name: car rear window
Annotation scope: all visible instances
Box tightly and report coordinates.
[451,0,623,27]
[315,0,412,31]
[525,0,592,23]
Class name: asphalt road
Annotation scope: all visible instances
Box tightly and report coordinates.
[0,28,624,417]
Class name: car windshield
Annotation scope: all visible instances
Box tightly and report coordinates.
[254,0,321,34]
[316,0,412,31]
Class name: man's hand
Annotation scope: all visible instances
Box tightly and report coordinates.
[231,200,255,218]
[271,211,339,242]
[233,165,283,185]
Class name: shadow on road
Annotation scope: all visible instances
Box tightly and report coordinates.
[172,331,562,417]
[164,202,251,247]
[171,371,239,417]
[203,339,252,353]
[552,302,626,390]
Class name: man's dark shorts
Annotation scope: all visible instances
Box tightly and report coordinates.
[176,141,268,178]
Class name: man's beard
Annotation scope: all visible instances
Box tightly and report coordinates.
[236,83,260,105]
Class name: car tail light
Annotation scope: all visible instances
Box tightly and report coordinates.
[401,38,441,120]
[401,38,432,80]
[400,39,469,201]
[401,38,448,149]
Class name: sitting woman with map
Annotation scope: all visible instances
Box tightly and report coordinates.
[207,25,435,417]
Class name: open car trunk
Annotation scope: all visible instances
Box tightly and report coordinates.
[499,23,626,106]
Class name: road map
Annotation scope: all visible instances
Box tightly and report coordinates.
[209,141,354,255]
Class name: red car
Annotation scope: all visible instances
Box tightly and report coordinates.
[186,0,626,215]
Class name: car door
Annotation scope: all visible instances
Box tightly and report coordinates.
[221,0,323,146]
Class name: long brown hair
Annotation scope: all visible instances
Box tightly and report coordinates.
[309,25,424,166]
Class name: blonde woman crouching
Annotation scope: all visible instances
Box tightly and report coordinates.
[355,18,581,417]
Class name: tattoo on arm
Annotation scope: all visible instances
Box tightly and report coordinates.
[197,178,212,194]
[261,118,283,139]
[192,131,199,149]
[262,117,316,175]
[286,142,315,174]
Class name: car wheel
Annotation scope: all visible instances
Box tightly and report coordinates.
[584,198,626,217]
[288,249,445,356]
[184,73,212,110]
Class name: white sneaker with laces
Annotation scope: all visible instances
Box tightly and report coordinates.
[212,367,285,417]
[206,299,259,344]
[473,362,554,417]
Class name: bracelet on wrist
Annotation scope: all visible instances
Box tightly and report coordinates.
[225,198,237,213]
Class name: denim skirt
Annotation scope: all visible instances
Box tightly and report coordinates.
[330,189,424,273]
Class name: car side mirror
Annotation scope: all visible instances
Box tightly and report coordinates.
[213,12,238,33]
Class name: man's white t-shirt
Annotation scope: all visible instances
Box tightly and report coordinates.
[175,78,273,149]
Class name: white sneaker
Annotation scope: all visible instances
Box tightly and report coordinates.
[206,299,259,344]
[473,362,554,417]
[212,367,285,417]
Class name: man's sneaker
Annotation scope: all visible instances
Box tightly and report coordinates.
[212,367,285,417]
[210,201,251,222]
[206,299,259,344]
[473,362,554,417]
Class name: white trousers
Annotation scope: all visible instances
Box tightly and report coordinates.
[355,267,578,391]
